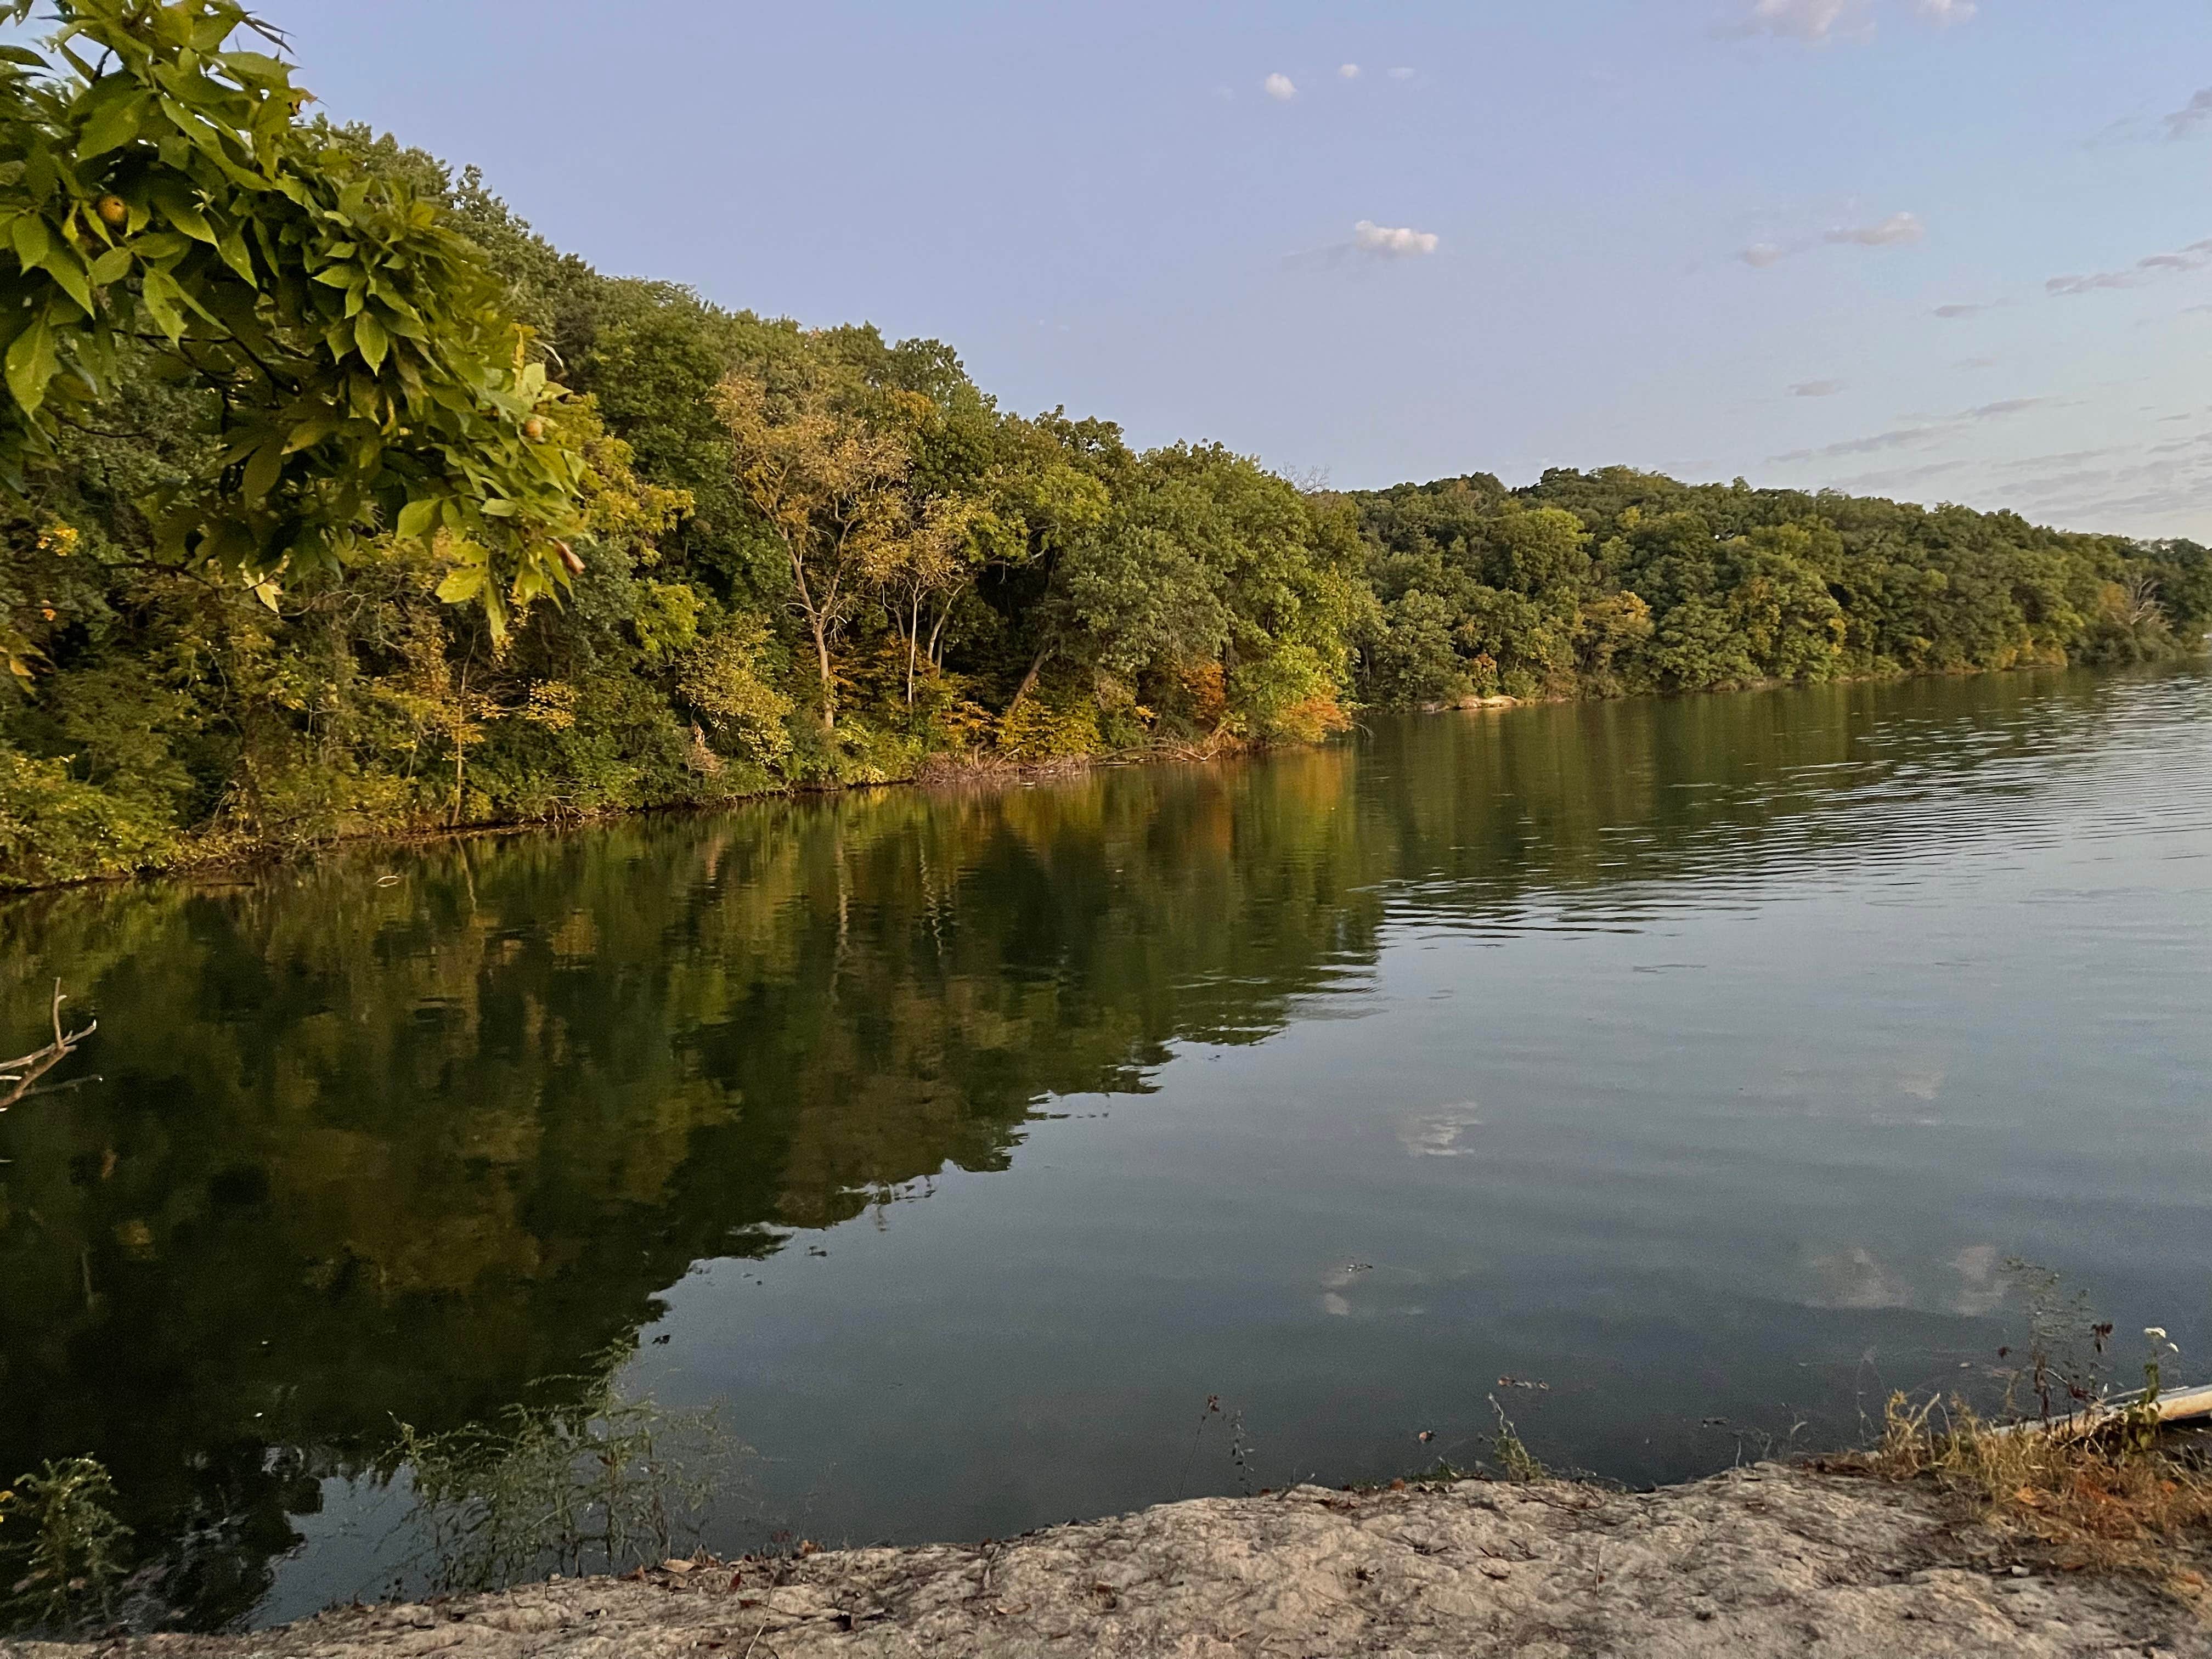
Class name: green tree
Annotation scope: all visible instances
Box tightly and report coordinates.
[0,0,583,629]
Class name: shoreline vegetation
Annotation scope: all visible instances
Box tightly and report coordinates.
[1,7,2208,895]
[3,656,2205,898]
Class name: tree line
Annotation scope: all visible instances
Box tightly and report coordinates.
[1,1,2204,888]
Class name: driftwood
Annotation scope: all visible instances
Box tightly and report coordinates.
[1988,1382,2212,1441]
[0,980,98,1111]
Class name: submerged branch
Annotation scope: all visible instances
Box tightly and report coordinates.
[0,981,99,1111]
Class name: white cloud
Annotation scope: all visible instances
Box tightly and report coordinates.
[2162,87,2212,140]
[1724,0,1971,43]
[1726,0,1863,41]
[2047,238,2212,296]
[1826,210,1924,246]
[1791,380,1847,397]
[1339,63,1361,78]
[1263,72,1296,101]
[1387,66,1416,80]
[1355,219,1440,256]
[1741,211,1921,268]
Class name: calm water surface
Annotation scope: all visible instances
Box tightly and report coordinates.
[3,666,2209,1626]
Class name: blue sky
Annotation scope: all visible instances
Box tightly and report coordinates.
[273,0,2210,539]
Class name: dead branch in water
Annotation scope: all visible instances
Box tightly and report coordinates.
[0,980,98,1111]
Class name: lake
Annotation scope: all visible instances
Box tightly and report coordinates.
[3,664,2208,1629]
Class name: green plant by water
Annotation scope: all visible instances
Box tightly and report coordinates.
[381,1347,740,1595]
[0,1457,133,1633]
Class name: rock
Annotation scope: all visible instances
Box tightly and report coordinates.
[5,1466,2206,1658]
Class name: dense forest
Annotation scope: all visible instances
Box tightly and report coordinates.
[1,3,2205,889]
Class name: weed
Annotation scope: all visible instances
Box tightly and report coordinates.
[1852,1387,2212,1581]
[385,1346,739,1594]
[1226,1408,1258,1498]
[1848,1301,2212,1583]
[1999,1257,2113,1423]
[1487,1395,1547,1484]
[0,1457,134,1632]
[1173,1395,1222,1502]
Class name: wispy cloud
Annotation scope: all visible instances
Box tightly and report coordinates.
[1791,380,1847,397]
[1933,301,2001,318]
[2163,87,2212,141]
[1954,356,1998,370]
[1741,211,1924,268]
[1263,72,1296,101]
[1826,211,1924,247]
[1387,66,1416,80]
[1339,63,1361,79]
[1820,459,1972,492]
[1354,220,1440,257]
[1991,447,2122,473]
[1724,0,1863,40]
[2047,237,2212,296]
[1720,0,1975,43]
[1771,397,2046,462]
[1776,426,1938,461]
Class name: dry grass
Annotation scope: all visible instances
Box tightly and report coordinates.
[1842,1391,2212,1588]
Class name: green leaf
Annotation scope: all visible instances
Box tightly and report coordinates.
[242,439,283,501]
[78,94,143,159]
[4,315,57,411]
[140,266,186,341]
[38,242,93,318]
[215,227,254,282]
[284,409,343,453]
[435,563,486,603]
[11,213,49,268]
[150,178,216,244]
[87,245,133,285]
[354,310,388,370]
[396,496,438,540]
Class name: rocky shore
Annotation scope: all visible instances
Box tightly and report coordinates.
[7,1464,2205,1659]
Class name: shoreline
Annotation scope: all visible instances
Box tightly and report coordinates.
[5,656,2200,901]
[6,1464,2203,1657]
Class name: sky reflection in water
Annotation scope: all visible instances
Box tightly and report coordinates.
[2,665,2208,1627]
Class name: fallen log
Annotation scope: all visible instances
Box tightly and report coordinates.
[1989,1383,2212,1440]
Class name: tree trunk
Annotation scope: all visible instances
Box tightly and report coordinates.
[811,619,836,730]
[905,592,923,708]
[1009,638,1052,709]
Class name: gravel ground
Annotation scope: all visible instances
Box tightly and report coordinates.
[7,1465,2205,1658]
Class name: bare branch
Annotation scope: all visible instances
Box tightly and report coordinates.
[0,981,99,1112]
